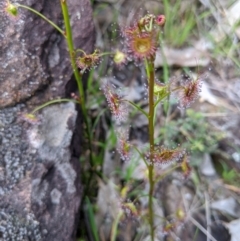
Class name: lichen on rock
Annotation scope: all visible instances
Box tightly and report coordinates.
[0,209,42,241]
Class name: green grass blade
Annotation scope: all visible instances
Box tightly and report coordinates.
[85,197,99,241]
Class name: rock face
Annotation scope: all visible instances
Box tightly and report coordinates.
[0,0,95,240]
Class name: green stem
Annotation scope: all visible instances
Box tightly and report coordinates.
[76,49,113,57]
[133,146,148,168]
[145,58,150,78]
[60,0,83,101]
[31,98,77,114]
[16,2,94,167]
[123,100,149,118]
[154,93,169,109]
[60,0,94,168]
[147,59,155,241]
[99,52,115,57]
[17,4,64,36]
[110,211,123,241]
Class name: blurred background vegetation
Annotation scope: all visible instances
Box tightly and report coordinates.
[79,0,240,240]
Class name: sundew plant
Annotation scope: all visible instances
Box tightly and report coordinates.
[100,13,203,240]
[3,0,106,170]
[4,2,204,240]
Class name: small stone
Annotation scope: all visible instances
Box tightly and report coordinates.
[200,153,217,176]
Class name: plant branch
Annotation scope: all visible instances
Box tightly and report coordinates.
[31,98,78,114]
[133,146,148,168]
[123,100,148,118]
[60,0,94,169]
[17,4,64,36]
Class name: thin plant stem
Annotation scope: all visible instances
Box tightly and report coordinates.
[60,0,83,103]
[154,93,169,127]
[154,93,169,108]
[123,100,149,118]
[16,4,65,36]
[133,146,149,168]
[60,0,94,169]
[110,211,123,241]
[17,1,91,157]
[15,2,94,168]
[31,98,78,114]
[76,49,113,57]
[147,59,155,241]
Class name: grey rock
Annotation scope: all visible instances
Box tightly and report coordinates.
[0,0,95,240]
[0,209,42,241]
[200,153,217,176]
[0,0,95,108]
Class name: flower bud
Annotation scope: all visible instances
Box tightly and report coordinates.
[76,49,100,71]
[5,2,18,17]
[156,15,165,26]
[154,80,169,100]
[113,50,127,66]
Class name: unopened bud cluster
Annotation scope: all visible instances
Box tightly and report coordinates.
[76,49,101,72]
[4,1,18,17]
